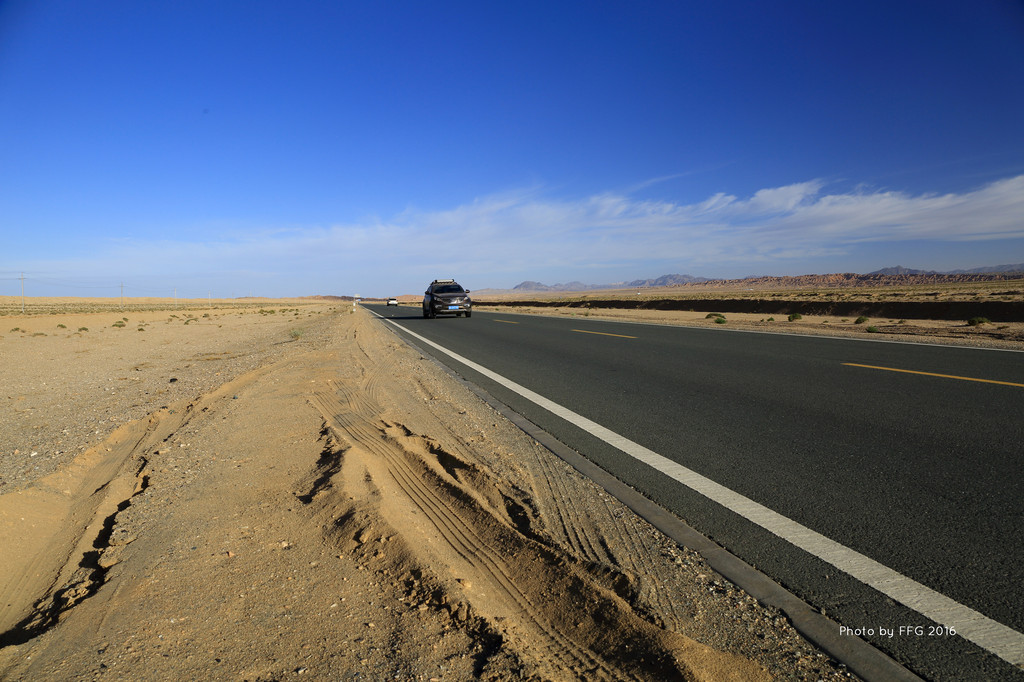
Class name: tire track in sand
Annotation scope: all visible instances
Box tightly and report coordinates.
[311,387,623,680]
[309,353,768,682]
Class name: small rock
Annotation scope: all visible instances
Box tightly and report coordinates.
[97,549,122,569]
[109,528,137,546]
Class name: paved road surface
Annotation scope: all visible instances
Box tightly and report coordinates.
[367,304,1024,680]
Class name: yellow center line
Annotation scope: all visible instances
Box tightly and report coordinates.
[843,363,1024,388]
[572,329,637,339]
[492,319,519,324]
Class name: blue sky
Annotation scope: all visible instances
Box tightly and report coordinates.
[2,1,1023,298]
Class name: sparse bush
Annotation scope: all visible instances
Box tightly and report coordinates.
[78,327,88,332]
[855,316,870,324]
[32,332,46,336]
[714,316,726,324]
[112,321,126,328]
[766,317,775,322]
[122,317,128,322]
[788,313,802,321]
[898,319,906,324]
[57,323,67,329]
[967,317,990,326]
[822,320,830,324]
[289,329,302,340]
[705,313,725,319]
[866,326,879,333]
[10,327,20,332]
[137,327,145,332]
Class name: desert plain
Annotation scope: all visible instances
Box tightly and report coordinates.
[1,281,1020,680]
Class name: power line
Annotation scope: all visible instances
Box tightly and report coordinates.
[3,272,275,301]
[5,274,207,297]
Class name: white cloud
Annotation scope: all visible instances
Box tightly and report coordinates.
[10,175,1024,296]
[355,175,1024,270]
[740,181,824,215]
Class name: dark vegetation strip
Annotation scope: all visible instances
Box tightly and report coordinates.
[476,298,1024,322]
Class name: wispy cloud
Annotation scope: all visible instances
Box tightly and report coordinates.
[347,174,1024,269]
[10,175,1024,296]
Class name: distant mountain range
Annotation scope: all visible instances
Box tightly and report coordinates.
[513,273,709,292]
[508,264,1024,292]
[868,264,1024,276]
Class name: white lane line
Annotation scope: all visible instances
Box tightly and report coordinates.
[379,313,1024,666]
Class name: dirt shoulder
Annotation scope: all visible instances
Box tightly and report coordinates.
[1,302,853,680]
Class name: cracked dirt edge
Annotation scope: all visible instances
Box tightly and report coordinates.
[0,370,262,649]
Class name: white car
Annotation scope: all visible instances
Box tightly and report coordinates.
[386,297,398,306]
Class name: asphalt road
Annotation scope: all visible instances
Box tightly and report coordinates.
[366,303,1024,680]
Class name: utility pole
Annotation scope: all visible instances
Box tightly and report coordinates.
[20,272,25,313]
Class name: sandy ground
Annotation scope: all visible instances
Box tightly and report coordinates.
[0,300,863,680]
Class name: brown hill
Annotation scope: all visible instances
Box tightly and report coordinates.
[669,272,1024,290]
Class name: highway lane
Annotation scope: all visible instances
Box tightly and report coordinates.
[366,304,1024,679]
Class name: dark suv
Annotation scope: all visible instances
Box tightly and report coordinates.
[423,279,472,318]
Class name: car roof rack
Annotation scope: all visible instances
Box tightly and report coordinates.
[431,278,456,284]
